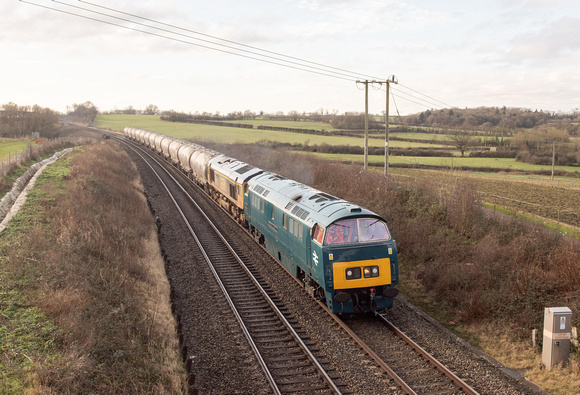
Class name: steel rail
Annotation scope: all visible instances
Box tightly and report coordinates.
[377,312,480,395]
[121,137,342,394]
[121,139,281,394]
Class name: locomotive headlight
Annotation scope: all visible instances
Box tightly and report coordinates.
[364,266,379,278]
[346,267,361,280]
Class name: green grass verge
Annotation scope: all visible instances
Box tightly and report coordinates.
[0,157,71,393]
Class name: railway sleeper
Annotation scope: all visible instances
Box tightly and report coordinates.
[272,368,319,377]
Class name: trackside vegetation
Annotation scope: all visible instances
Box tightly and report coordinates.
[0,142,186,393]
[202,141,579,395]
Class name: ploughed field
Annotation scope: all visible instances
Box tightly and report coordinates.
[394,168,580,230]
[477,177,580,228]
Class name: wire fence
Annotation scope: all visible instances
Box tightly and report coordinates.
[1,146,31,178]
[1,137,93,179]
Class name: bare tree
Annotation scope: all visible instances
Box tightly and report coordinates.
[144,104,159,115]
[68,101,98,124]
[450,130,474,157]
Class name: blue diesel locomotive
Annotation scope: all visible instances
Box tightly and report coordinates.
[124,127,399,313]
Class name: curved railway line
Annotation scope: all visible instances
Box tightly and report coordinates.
[95,129,546,394]
[121,136,346,394]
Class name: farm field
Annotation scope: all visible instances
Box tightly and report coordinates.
[96,115,448,149]
[390,131,456,142]
[390,167,580,231]
[0,139,30,163]
[308,152,580,173]
[222,118,336,131]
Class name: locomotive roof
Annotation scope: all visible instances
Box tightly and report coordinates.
[209,155,263,182]
[248,172,379,227]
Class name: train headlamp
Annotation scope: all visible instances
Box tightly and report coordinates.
[363,266,379,278]
[345,267,361,280]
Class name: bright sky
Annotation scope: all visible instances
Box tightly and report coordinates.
[2,0,579,116]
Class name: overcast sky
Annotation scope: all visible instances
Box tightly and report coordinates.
[2,0,579,115]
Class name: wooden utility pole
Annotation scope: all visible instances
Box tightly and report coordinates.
[364,80,369,170]
[384,75,397,177]
[357,77,397,173]
[551,140,555,181]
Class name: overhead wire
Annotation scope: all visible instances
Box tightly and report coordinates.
[373,83,443,110]
[77,0,381,82]
[391,86,446,109]
[52,0,365,81]
[397,82,454,108]
[21,0,455,111]
[20,0,354,81]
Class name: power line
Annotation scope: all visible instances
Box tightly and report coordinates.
[21,0,455,112]
[397,82,454,108]
[78,0,381,82]
[52,0,365,81]
[20,0,354,81]
[374,84,443,110]
[391,86,445,109]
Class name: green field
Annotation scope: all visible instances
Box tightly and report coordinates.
[0,139,30,163]
[391,132,456,142]
[222,118,336,131]
[308,152,580,173]
[96,115,448,149]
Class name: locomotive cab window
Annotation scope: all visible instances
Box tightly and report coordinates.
[312,224,325,244]
[325,218,391,245]
[359,218,391,242]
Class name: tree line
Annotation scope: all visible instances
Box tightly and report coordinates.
[0,102,60,138]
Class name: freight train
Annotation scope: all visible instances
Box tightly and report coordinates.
[124,127,399,313]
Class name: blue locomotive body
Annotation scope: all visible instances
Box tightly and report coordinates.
[125,127,399,313]
[244,173,398,313]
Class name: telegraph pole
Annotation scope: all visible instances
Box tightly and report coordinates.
[357,77,397,173]
[364,80,369,170]
[384,75,397,177]
[551,140,555,181]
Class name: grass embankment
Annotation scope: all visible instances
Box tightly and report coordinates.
[0,142,186,393]
[206,142,579,395]
[0,137,94,201]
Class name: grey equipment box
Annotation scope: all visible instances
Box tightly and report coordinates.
[542,307,572,370]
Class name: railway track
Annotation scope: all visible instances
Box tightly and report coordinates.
[120,137,347,394]
[116,134,481,394]
[337,310,479,395]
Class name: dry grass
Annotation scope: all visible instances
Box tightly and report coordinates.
[0,141,186,393]
[467,323,580,395]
